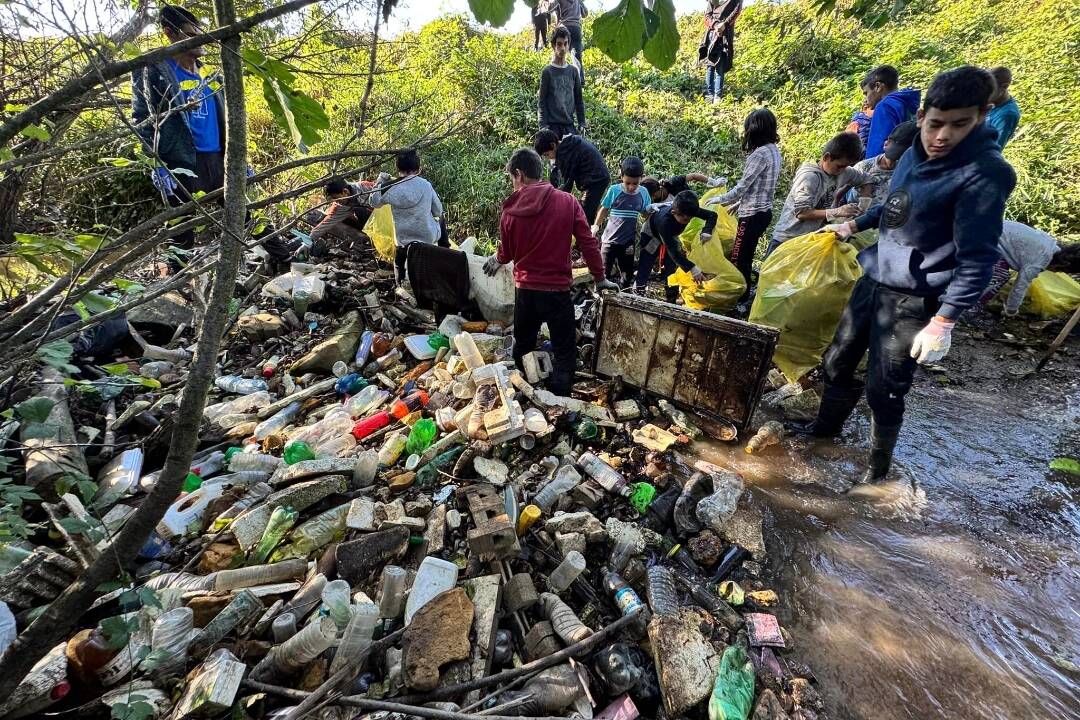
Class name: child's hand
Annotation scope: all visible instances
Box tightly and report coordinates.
[590,224,600,236]
[690,266,705,283]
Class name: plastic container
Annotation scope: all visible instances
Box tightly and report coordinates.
[354,330,375,367]
[406,418,437,455]
[524,408,549,434]
[321,579,353,633]
[745,421,784,454]
[353,449,380,487]
[547,550,586,593]
[378,566,407,619]
[390,391,429,419]
[378,431,408,467]
[645,566,679,616]
[453,332,485,370]
[96,448,144,500]
[253,402,302,440]
[578,452,630,496]
[404,334,438,361]
[315,433,356,458]
[516,504,542,535]
[215,376,269,395]
[533,464,582,512]
[157,483,225,538]
[272,612,297,643]
[228,452,282,473]
[254,616,336,682]
[404,557,459,625]
[344,385,388,418]
[330,602,379,674]
[204,391,271,422]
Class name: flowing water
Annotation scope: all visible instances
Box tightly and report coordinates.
[699,379,1080,720]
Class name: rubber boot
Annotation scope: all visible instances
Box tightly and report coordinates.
[858,420,901,483]
[787,382,864,437]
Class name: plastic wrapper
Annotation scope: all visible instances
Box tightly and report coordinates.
[363,204,397,262]
[1022,271,1080,318]
[708,645,755,720]
[749,231,862,382]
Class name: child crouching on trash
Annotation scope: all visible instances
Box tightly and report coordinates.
[973,220,1061,317]
[634,190,716,302]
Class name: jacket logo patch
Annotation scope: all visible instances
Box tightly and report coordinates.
[882,190,911,229]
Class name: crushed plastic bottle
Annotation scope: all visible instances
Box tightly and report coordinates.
[283,441,316,465]
[645,565,679,616]
[215,376,269,395]
[745,421,784,454]
[405,418,437,455]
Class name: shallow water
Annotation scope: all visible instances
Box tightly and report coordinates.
[699,381,1080,720]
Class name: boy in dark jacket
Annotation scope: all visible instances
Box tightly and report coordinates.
[538,26,585,138]
[634,190,717,302]
[862,65,921,158]
[534,129,611,224]
[484,149,617,395]
[805,66,1016,485]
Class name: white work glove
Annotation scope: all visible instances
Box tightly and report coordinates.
[483,256,502,277]
[596,278,620,293]
[151,167,177,198]
[376,172,391,186]
[690,266,705,284]
[699,231,712,244]
[909,317,955,364]
[590,224,600,236]
[706,176,728,188]
[824,222,856,240]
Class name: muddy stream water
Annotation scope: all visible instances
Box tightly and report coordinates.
[698,371,1080,720]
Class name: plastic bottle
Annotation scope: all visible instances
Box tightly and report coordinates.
[250,506,297,564]
[406,418,437,455]
[283,441,316,465]
[533,464,581,513]
[316,433,356,459]
[378,431,408,467]
[330,603,379,674]
[578,452,631,496]
[215,375,269,395]
[181,472,202,493]
[574,418,598,440]
[272,612,297,643]
[261,355,281,378]
[645,566,679,616]
[656,535,705,576]
[292,274,323,316]
[332,360,349,378]
[253,402,302,440]
[516,504,541,535]
[548,550,586,593]
[524,407,549,434]
[203,391,271,422]
[321,579,353,633]
[390,391,429,419]
[228,452,282,473]
[594,643,644,696]
[610,536,637,574]
[672,573,741,629]
[711,545,749,583]
[604,571,646,618]
[335,373,367,396]
[745,421,785,454]
[364,348,401,375]
[344,385,386,417]
[351,411,391,441]
[352,449,380,486]
[539,593,591,643]
[370,332,393,358]
[378,566,407,619]
[658,398,703,439]
[404,557,459,625]
[453,332,485,370]
[253,616,337,682]
[355,330,375,367]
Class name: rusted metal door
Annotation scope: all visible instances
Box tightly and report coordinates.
[592,293,778,430]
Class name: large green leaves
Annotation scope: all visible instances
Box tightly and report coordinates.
[242,47,330,151]
[469,0,516,27]
[593,0,647,63]
[643,0,679,70]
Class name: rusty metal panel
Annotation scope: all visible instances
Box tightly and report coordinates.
[593,293,778,430]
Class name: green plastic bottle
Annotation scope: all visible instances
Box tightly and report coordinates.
[250,506,298,565]
[223,447,243,462]
[406,418,437,455]
[416,446,464,488]
[283,441,316,465]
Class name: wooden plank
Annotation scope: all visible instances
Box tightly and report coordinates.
[645,318,686,397]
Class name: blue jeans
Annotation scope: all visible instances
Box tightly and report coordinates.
[704,65,725,99]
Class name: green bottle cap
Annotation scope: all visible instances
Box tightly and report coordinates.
[629,482,656,514]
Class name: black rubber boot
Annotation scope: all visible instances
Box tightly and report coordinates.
[788,382,864,437]
[858,420,901,483]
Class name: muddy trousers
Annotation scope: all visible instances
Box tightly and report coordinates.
[513,288,576,396]
[822,275,939,429]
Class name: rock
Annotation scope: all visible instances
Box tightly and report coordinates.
[648,607,723,717]
[402,588,474,691]
[237,313,285,342]
[270,458,357,487]
[231,476,347,549]
[613,399,641,421]
[188,594,233,627]
[346,497,376,531]
[423,504,447,554]
[604,517,645,552]
[472,457,509,486]
[388,472,416,493]
[127,291,193,331]
[290,311,363,374]
[719,497,766,560]
[790,678,824,712]
[405,497,433,517]
[752,689,791,720]
[545,511,606,542]
[688,530,724,566]
[335,526,410,584]
[462,575,501,702]
[554,531,586,557]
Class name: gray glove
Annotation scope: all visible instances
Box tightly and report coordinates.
[483,256,502,277]
[596,278,620,293]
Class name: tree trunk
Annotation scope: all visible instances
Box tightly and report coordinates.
[0,0,249,699]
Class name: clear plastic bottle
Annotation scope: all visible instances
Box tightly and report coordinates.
[215,375,270,395]
[610,535,638,574]
[253,616,337,682]
[533,464,582,512]
[261,355,281,378]
[228,452,282,473]
[378,566,407,619]
[745,421,784,454]
[217,412,258,429]
[344,385,388,418]
[539,592,591,643]
[364,348,401,375]
[547,550,586,593]
[330,603,379,675]
[404,557,459,625]
[316,433,356,459]
[322,579,353,633]
[453,332,485,370]
[272,612,297,643]
[352,449,380,486]
[645,565,679,616]
[332,360,349,378]
[355,330,375,367]
[253,402,303,440]
[203,391,271,422]
[578,452,631,496]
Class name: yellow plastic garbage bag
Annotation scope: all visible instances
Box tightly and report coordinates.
[363,205,397,262]
[668,267,746,312]
[749,231,862,382]
[680,187,739,256]
[1023,271,1080,318]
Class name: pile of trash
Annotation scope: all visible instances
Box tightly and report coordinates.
[0,243,824,720]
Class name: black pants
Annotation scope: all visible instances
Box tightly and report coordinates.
[822,276,938,428]
[730,210,772,301]
[581,179,608,225]
[513,288,576,396]
[603,242,636,286]
[533,16,549,49]
[636,240,679,302]
[566,23,584,82]
[170,151,226,255]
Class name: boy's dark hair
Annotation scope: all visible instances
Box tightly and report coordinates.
[621,157,645,178]
[990,66,1012,87]
[533,129,560,155]
[324,180,349,196]
[861,64,899,90]
[743,108,779,152]
[552,25,571,45]
[822,131,864,161]
[506,148,543,181]
[641,177,661,197]
[672,190,700,217]
[160,5,201,33]
[396,149,421,174]
[923,65,996,111]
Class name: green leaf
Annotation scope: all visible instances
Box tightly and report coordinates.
[243,48,330,150]
[19,124,50,142]
[22,421,59,440]
[58,516,95,535]
[1049,457,1080,476]
[137,377,162,389]
[73,301,91,321]
[100,615,138,650]
[114,279,145,294]
[468,0,515,27]
[593,0,647,64]
[81,292,116,315]
[38,340,78,374]
[101,362,132,376]
[15,396,54,423]
[642,0,679,70]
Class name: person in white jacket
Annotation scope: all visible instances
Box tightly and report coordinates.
[369,149,444,282]
[975,220,1060,316]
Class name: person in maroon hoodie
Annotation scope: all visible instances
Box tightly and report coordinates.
[484,148,618,395]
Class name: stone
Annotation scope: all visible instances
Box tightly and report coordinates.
[127,291,193,331]
[237,313,285,342]
[462,575,501,703]
[270,458,358,487]
[554,531,587,557]
[423,504,447,554]
[789,678,824,712]
[402,588,474,691]
[290,311,363,374]
[648,607,723,717]
[335,526,410,584]
[523,621,561,661]
[752,689,791,720]
[718,497,766,560]
[346,497,377,531]
[473,457,509,486]
[613,399,641,421]
[446,509,462,529]
[545,511,606,543]
[231,476,347,549]
[388,472,416,493]
[405,497,433,517]
[188,594,233,627]
[687,529,725,566]
[378,499,425,531]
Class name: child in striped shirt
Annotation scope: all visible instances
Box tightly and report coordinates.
[591,157,652,287]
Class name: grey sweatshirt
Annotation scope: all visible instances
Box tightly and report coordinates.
[555,0,584,25]
[772,161,869,243]
[539,63,585,130]
[999,220,1060,314]
[369,175,443,247]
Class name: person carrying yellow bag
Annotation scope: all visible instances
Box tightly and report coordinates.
[634,190,718,302]
[668,225,746,312]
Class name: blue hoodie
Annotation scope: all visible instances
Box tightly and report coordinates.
[865,88,921,157]
[855,123,1017,320]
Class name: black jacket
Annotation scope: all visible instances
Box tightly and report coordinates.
[131,59,226,172]
[555,135,610,193]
